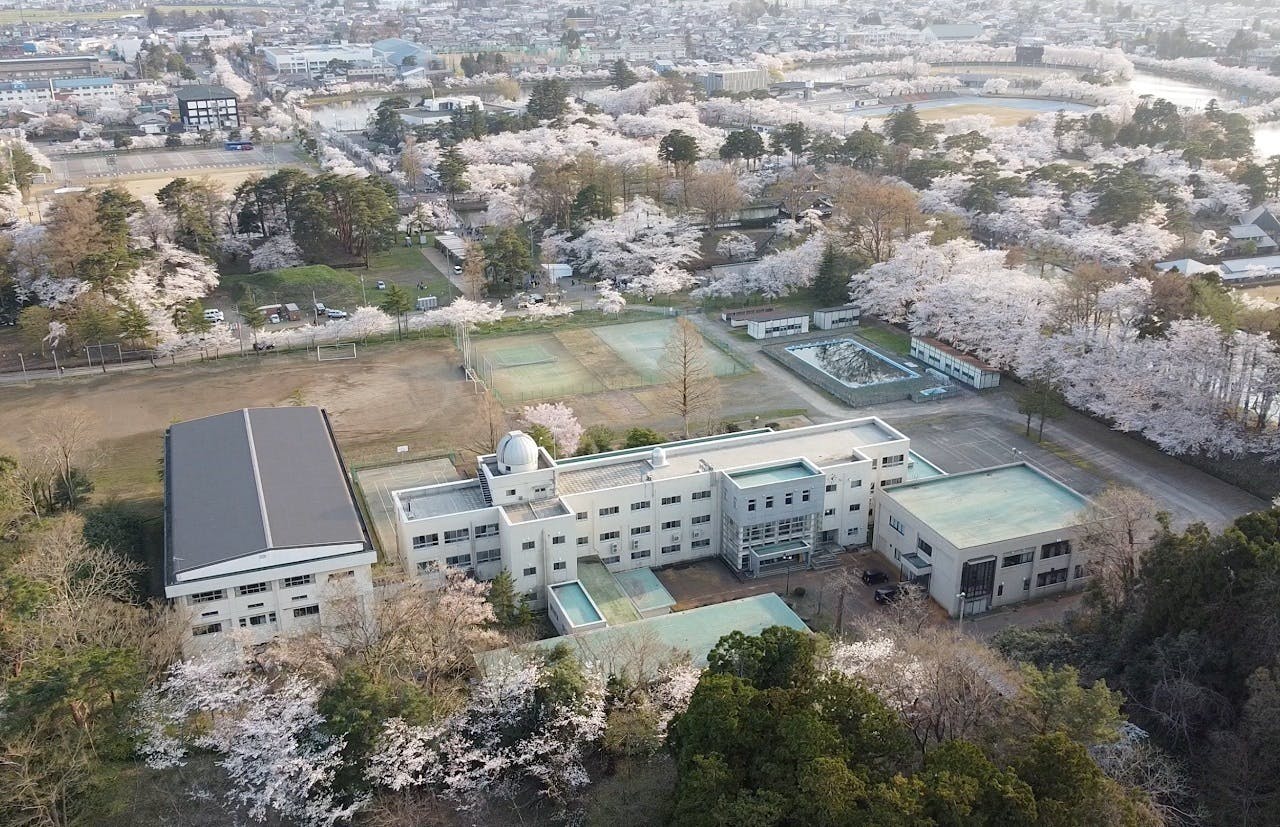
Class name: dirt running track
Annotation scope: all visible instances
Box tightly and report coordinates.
[0,340,488,502]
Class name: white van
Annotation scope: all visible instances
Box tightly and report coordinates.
[202,308,225,323]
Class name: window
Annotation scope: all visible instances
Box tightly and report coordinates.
[238,612,277,628]
[691,538,711,549]
[1036,568,1069,588]
[847,528,858,536]
[888,515,905,535]
[661,495,681,505]
[692,514,711,524]
[553,561,567,571]
[884,478,903,486]
[476,523,499,538]
[576,511,588,521]
[533,486,548,495]
[785,492,793,505]
[1002,550,1034,567]
[1074,565,1086,579]
[600,530,620,541]
[522,540,536,550]
[631,549,651,560]
[476,548,501,563]
[236,582,269,596]
[662,519,681,530]
[825,483,837,492]
[576,537,589,545]
[849,503,861,512]
[192,622,222,636]
[801,490,810,502]
[417,561,433,572]
[444,528,470,544]
[661,543,681,554]
[282,574,314,588]
[446,553,472,567]
[765,496,774,508]
[505,489,516,497]
[293,605,320,618]
[552,535,565,545]
[630,500,650,511]
[247,602,264,610]
[1040,540,1071,560]
[747,499,757,512]
[824,508,835,517]
[692,490,711,500]
[916,537,932,557]
[630,525,651,536]
[189,589,224,604]
[601,555,620,564]
[600,506,619,516]
[851,479,862,488]
[412,533,438,549]
[883,454,905,467]
[522,566,537,576]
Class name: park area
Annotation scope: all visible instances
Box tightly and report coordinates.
[470,317,750,403]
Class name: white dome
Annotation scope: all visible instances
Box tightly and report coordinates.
[496,430,539,474]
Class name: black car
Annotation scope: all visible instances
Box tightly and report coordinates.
[861,569,888,585]
[874,586,901,605]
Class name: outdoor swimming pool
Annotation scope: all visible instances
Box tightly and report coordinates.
[551,581,605,628]
[787,339,920,388]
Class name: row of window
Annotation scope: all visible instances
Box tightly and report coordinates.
[746,490,811,511]
[823,503,863,517]
[188,574,316,604]
[586,491,711,520]
[192,604,318,637]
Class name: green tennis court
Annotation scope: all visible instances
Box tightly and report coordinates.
[470,318,749,403]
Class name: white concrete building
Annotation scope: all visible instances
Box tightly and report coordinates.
[909,336,1001,390]
[262,43,388,77]
[742,309,810,339]
[164,407,375,650]
[873,464,1092,617]
[391,419,918,606]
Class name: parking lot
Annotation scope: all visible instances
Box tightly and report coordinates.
[55,143,304,181]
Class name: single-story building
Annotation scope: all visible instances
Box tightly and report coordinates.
[909,336,1000,389]
[721,305,775,327]
[1154,258,1222,277]
[812,304,861,330]
[872,463,1093,617]
[164,407,375,651]
[743,309,810,339]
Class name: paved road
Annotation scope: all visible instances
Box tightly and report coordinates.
[55,144,302,181]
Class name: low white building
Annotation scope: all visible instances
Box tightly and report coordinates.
[742,309,810,339]
[391,419,917,606]
[873,463,1092,617]
[164,407,375,650]
[909,336,1000,390]
[812,304,861,330]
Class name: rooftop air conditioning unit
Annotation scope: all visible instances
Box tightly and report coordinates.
[670,534,680,542]
[692,529,703,538]
[609,543,618,552]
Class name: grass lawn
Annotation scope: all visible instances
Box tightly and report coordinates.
[219,247,457,313]
[856,323,911,356]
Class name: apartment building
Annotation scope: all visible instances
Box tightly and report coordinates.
[873,463,1092,617]
[175,84,240,130]
[164,407,375,650]
[391,419,916,606]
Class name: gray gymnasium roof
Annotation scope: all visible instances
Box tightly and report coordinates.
[165,407,367,583]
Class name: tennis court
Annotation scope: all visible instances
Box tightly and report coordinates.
[470,318,749,402]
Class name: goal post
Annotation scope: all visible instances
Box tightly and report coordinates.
[316,342,358,362]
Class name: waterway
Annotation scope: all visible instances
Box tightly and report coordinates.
[1125,68,1280,157]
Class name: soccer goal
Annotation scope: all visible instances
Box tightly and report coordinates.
[317,342,358,362]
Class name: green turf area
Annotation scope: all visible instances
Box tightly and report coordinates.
[854,324,911,355]
[220,247,456,313]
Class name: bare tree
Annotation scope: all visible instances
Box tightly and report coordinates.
[1078,485,1163,606]
[25,408,95,513]
[462,240,487,299]
[400,136,422,192]
[685,167,746,230]
[658,317,720,439]
[828,169,925,263]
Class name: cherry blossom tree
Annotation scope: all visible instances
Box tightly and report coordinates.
[567,197,702,286]
[408,298,504,331]
[136,653,363,826]
[595,282,627,315]
[697,232,826,299]
[521,402,583,457]
[249,234,305,272]
[715,231,756,261]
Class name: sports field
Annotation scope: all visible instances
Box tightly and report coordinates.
[471,318,748,402]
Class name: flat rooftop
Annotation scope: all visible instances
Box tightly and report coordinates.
[502,498,569,523]
[400,481,488,519]
[729,462,819,487]
[476,593,807,675]
[881,463,1088,548]
[555,419,905,493]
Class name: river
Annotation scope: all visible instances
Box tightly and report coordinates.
[1125,69,1280,157]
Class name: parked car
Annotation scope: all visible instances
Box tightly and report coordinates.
[269,314,281,324]
[453,264,462,274]
[516,293,546,309]
[326,309,348,319]
[202,308,225,323]
[874,586,902,605]
[861,569,888,585]
[375,280,386,290]
[314,302,326,315]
